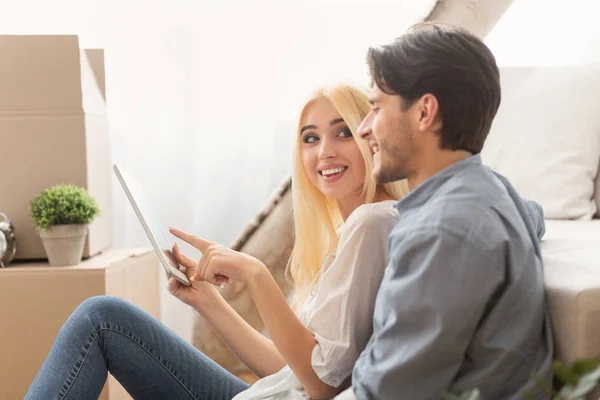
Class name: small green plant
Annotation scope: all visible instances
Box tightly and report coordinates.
[550,358,600,400]
[447,358,600,400]
[30,184,100,231]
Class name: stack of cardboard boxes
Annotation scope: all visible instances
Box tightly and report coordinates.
[0,35,112,260]
[0,35,159,400]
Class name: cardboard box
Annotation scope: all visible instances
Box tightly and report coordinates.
[0,248,160,400]
[0,35,112,260]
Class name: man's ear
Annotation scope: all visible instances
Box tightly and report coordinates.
[416,94,441,133]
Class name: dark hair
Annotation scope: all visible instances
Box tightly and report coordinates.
[367,22,501,154]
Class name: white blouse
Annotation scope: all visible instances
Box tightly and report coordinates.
[232,200,399,400]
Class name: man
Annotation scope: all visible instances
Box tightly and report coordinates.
[338,23,553,399]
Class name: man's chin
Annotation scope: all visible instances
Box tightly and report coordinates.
[373,166,405,185]
[372,168,389,185]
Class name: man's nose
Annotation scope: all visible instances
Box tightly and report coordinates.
[318,137,337,160]
[358,113,373,140]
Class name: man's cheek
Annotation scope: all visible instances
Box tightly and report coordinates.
[373,119,382,138]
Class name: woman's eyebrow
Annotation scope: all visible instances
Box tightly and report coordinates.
[301,118,344,134]
[300,124,317,134]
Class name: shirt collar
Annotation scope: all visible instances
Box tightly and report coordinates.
[394,154,482,214]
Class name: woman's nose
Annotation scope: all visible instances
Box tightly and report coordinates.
[318,138,337,160]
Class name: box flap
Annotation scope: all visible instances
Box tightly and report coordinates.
[80,49,106,115]
[0,35,83,113]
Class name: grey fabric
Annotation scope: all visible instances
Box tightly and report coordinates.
[352,155,553,400]
[595,163,600,218]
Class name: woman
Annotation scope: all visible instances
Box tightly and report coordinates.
[26,83,408,400]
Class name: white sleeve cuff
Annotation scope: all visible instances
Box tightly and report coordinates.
[311,332,354,388]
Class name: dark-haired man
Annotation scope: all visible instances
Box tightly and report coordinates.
[339,23,553,400]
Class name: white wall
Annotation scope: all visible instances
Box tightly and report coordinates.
[485,0,600,66]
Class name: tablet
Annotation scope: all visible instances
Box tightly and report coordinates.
[113,164,191,286]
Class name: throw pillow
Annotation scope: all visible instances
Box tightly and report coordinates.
[481,65,600,220]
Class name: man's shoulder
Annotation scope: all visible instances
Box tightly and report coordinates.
[391,176,509,246]
[394,199,497,235]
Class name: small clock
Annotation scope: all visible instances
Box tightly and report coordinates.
[0,212,16,268]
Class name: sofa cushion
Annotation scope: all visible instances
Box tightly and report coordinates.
[542,220,600,364]
[595,163,600,218]
[482,65,600,220]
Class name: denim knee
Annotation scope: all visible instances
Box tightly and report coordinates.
[77,295,125,313]
[71,296,131,329]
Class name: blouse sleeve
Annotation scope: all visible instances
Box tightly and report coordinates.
[304,203,398,387]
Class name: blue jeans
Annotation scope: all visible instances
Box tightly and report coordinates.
[26,296,250,400]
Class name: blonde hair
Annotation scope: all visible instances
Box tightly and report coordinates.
[289,83,409,308]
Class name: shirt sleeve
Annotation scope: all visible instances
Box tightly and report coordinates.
[352,226,504,400]
[492,171,545,240]
[521,199,545,240]
[306,205,397,388]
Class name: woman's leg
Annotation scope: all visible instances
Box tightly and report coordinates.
[26,296,250,400]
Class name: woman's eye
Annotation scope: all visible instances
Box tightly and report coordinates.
[337,127,353,138]
[303,134,319,144]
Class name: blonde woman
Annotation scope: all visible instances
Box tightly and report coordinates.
[26,84,408,400]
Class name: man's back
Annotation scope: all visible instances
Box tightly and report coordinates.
[351,155,553,399]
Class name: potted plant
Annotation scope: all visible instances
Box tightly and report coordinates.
[30,184,100,266]
[446,357,600,400]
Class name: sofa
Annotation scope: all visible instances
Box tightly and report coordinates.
[192,65,600,395]
[481,65,600,375]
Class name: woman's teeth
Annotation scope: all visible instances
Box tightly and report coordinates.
[321,166,348,177]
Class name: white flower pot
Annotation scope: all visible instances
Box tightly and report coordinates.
[39,224,88,266]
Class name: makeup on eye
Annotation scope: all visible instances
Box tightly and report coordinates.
[302,133,319,144]
[301,125,352,144]
[337,126,352,138]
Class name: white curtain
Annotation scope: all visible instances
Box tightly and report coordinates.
[104,1,438,250]
[0,0,436,340]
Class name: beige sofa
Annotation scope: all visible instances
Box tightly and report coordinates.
[192,65,600,393]
[544,218,600,366]
[482,65,600,377]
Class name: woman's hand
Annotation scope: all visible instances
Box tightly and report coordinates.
[167,242,221,313]
[169,227,266,285]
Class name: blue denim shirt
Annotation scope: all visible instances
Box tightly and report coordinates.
[351,155,553,400]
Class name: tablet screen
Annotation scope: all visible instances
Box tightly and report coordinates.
[113,164,191,286]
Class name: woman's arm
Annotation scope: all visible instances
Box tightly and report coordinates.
[168,242,285,378]
[245,267,339,400]
[197,291,287,378]
[171,228,339,399]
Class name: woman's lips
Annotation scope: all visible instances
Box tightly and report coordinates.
[320,166,348,183]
